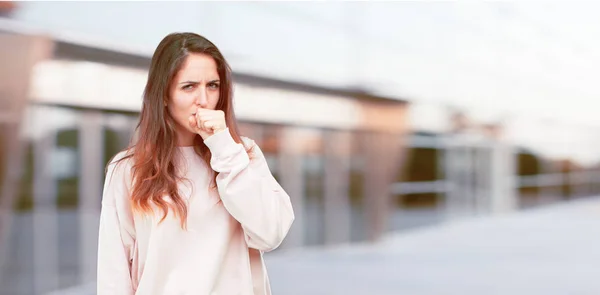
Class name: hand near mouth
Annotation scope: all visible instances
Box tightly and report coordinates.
[188,106,227,140]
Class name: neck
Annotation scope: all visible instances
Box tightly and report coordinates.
[176,127,196,147]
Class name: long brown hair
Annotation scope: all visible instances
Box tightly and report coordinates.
[114,32,244,228]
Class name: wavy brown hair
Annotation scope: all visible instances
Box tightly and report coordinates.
[113,32,245,228]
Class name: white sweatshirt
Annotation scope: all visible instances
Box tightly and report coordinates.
[97,129,295,295]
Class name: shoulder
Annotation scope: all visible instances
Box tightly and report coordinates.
[109,148,133,167]
[102,149,135,206]
[105,149,134,182]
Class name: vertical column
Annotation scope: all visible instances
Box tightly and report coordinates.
[363,133,383,241]
[465,143,476,217]
[78,111,104,283]
[444,135,472,219]
[591,169,596,197]
[363,132,402,241]
[33,132,59,294]
[475,142,491,215]
[436,138,448,215]
[460,140,472,217]
[0,34,54,280]
[488,141,502,214]
[591,167,599,197]
[277,127,305,249]
[507,144,519,211]
[491,143,518,213]
[466,138,479,217]
[443,136,458,219]
[0,123,23,280]
[323,130,351,245]
[489,141,512,214]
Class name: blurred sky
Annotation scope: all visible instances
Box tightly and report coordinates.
[5,1,600,163]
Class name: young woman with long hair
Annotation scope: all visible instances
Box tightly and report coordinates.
[97,32,294,295]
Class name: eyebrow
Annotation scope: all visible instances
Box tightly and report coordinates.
[178,80,220,84]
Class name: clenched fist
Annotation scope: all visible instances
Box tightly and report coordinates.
[188,106,227,140]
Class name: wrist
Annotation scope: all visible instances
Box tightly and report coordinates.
[213,126,227,134]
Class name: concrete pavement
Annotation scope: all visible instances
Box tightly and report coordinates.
[266,197,600,295]
[32,197,600,295]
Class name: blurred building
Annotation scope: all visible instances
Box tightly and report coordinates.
[2,2,600,295]
[0,11,408,295]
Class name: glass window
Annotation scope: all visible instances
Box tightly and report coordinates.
[103,112,138,168]
[11,105,83,293]
[296,128,325,246]
[55,127,79,209]
[349,131,366,242]
[399,147,441,209]
[517,150,541,208]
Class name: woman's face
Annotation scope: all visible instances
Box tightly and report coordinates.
[168,53,221,139]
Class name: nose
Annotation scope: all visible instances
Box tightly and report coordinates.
[195,87,208,108]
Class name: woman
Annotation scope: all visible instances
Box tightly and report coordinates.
[97,32,295,295]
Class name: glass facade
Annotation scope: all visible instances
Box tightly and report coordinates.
[3,105,140,294]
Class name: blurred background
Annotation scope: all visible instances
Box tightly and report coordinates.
[1,1,600,295]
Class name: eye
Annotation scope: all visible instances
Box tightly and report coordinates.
[207,82,220,89]
[182,84,194,91]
